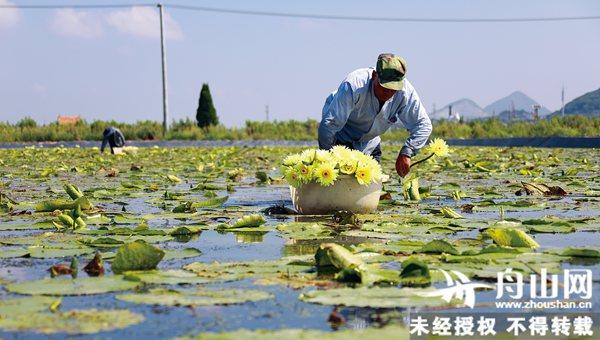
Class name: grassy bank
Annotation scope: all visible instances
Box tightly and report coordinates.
[0,115,598,143]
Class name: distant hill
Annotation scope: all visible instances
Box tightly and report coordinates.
[552,87,600,117]
[497,109,536,122]
[429,98,490,121]
[484,91,550,116]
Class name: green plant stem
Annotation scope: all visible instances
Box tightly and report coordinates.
[410,153,435,168]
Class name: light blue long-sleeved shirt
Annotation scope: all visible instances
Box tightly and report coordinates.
[318,68,432,157]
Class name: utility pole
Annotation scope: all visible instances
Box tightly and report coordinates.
[265,104,269,121]
[561,84,565,117]
[158,3,169,135]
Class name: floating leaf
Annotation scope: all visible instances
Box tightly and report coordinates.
[64,183,84,200]
[486,228,540,249]
[517,181,567,196]
[559,247,600,258]
[399,257,431,287]
[117,288,272,306]
[440,206,463,219]
[191,196,228,209]
[223,214,266,229]
[316,243,364,271]
[184,259,311,281]
[123,269,213,285]
[0,296,59,317]
[111,240,165,274]
[162,247,202,260]
[6,276,140,295]
[35,196,92,212]
[0,309,144,334]
[166,174,183,183]
[300,287,448,308]
[276,222,333,240]
[418,240,459,255]
[192,325,409,339]
[0,247,29,258]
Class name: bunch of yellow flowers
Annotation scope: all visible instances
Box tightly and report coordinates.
[281,146,382,188]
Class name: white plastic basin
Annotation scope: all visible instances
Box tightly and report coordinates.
[290,175,382,214]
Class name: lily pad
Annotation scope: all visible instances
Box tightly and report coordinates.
[27,245,95,258]
[187,325,409,340]
[123,269,214,285]
[0,296,59,317]
[0,247,29,258]
[117,288,273,306]
[111,240,165,274]
[0,309,144,334]
[6,275,140,296]
[486,228,540,248]
[184,259,311,281]
[299,287,451,308]
[163,247,202,260]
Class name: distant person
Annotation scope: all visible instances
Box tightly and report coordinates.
[318,53,432,178]
[101,127,125,154]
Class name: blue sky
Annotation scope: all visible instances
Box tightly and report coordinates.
[1,0,599,126]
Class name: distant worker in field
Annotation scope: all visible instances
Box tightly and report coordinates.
[100,127,125,154]
[318,53,432,177]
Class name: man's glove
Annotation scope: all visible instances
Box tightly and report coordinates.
[395,154,411,177]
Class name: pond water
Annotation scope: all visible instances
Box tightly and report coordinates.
[0,145,599,338]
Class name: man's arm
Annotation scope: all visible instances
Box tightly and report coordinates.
[397,86,432,158]
[318,81,354,150]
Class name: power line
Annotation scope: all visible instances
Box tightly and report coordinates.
[167,4,600,23]
[0,3,154,9]
[1,2,599,23]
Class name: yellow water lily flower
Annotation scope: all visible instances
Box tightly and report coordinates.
[295,163,313,183]
[282,148,382,187]
[339,160,358,175]
[282,154,302,167]
[314,162,338,186]
[315,149,333,163]
[284,167,302,188]
[355,164,373,186]
[300,149,317,164]
[429,138,450,157]
[331,145,353,162]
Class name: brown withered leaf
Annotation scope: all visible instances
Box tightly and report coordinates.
[106,168,119,177]
[49,264,72,278]
[83,253,104,277]
[461,204,475,213]
[516,182,567,197]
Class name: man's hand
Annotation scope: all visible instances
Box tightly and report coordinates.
[395,154,411,177]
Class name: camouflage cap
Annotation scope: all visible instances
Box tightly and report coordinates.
[376,53,407,90]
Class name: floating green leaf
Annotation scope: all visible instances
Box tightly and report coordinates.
[487,228,540,248]
[0,309,144,334]
[6,276,140,295]
[117,288,272,306]
[299,287,448,308]
[123,269,214,285]
[111,240,165,274]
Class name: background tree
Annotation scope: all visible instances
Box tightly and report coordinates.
[196,83,219,128]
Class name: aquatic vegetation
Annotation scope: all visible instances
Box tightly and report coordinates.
[229,214,266,229]
[0,309,144,334]
[486,228,540,249]
[111,241,165,274]
[6,276,140,295]
[116,288,273,307]
[0,145,598,337]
